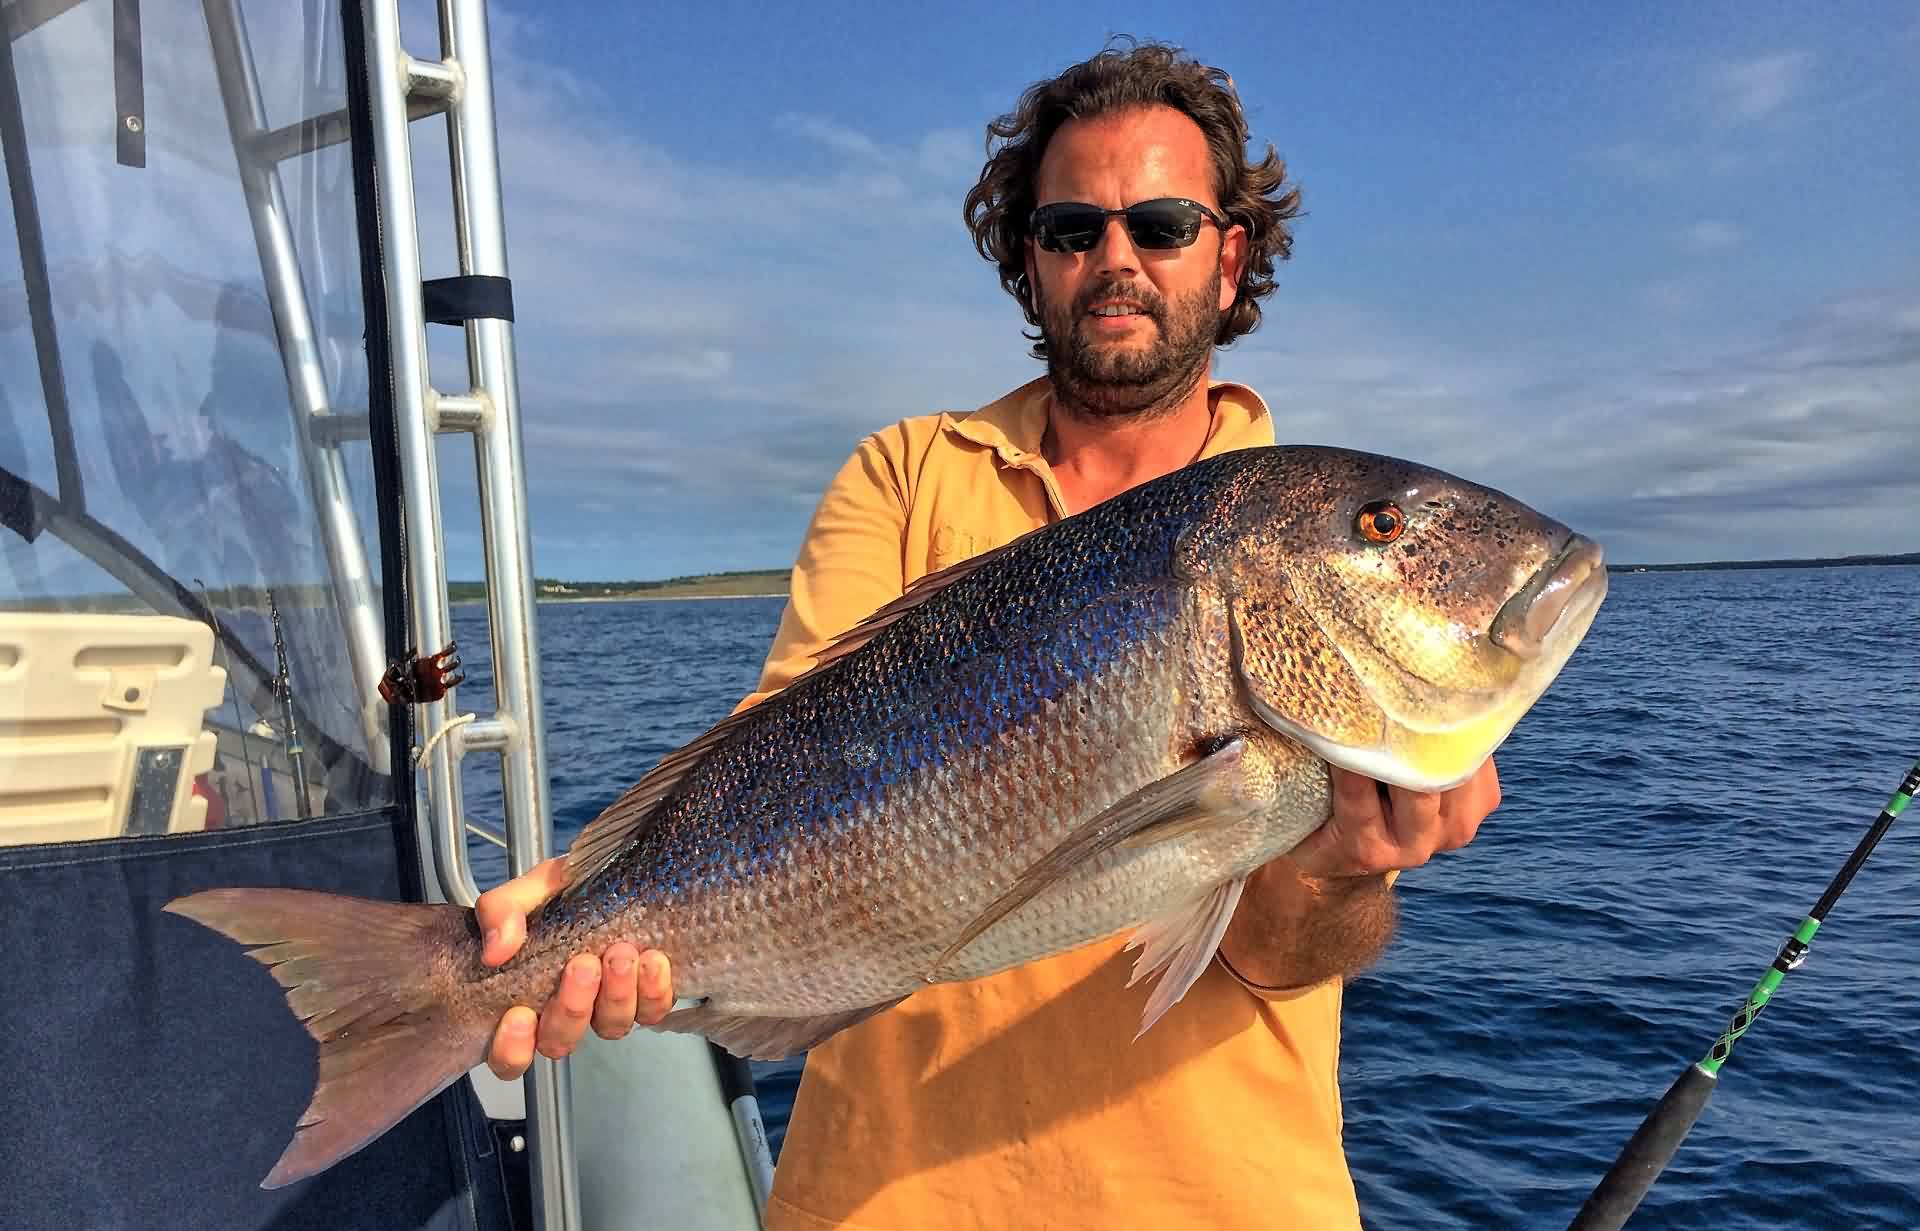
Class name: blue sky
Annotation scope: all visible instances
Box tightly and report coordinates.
[409,1,1918,578]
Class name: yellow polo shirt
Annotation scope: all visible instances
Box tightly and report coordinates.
[738,376,1361,1231]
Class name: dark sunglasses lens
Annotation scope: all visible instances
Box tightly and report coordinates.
[1126,201,1203,248]
[1035,205,1106,252]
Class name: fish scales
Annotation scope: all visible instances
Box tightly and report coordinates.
[165,445,1608,1188]
[462,451,1457,1012]
[509,465,1251,1011]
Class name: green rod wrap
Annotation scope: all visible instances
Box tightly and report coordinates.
[1698,916,1822,1077]
[1571,759,1916,1229]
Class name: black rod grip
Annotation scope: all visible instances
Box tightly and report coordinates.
[1567,1063,1718,1231]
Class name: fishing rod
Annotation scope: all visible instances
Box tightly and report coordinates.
[195,578,262,821]
[267,588,314,819]
[1567,756,1920,1230]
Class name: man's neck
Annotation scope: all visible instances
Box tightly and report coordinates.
[1042,372,1215,515]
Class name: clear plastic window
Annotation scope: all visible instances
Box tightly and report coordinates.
[0,0,394,843]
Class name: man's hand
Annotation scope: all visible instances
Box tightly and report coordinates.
[475,857,676,1081]
[1216,758,1500,988]
[1286,758,1501,879]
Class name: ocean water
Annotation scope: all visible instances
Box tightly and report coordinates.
[454,566,1920,1230]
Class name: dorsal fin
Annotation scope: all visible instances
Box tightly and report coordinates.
[564,538,1021,893]
[562,705,764,892]
[802,537,1019,674]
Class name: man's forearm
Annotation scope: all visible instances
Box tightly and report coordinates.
[1216,857,1398,991]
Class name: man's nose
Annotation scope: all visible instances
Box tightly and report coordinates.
[1090,215,1141,278]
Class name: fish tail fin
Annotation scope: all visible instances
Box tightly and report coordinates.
[166,887,487,1188]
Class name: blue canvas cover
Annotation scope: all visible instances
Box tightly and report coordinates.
[0,812,514,1231]
[0,1,518,1225]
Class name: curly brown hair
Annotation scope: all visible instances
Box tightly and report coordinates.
[963,40,1303,358]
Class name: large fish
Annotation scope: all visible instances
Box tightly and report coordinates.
[169,445,1606,1187]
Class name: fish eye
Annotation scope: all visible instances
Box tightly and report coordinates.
[1356,501,1405,544]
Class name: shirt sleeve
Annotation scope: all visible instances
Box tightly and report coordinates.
[731,428,913,716]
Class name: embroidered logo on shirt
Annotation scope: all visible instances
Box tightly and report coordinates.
[931,525,978,571]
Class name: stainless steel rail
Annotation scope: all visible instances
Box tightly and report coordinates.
[357,0,579,1226]
[202,0,391,775]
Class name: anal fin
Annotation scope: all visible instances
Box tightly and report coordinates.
[1124,876,1247,1038]
[657,997,908,1061]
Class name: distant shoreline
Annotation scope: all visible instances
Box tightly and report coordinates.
[1606,552,1919,574]
[540,591,785,604]
[448,568,792,606]
[449,552,1919,604]
[13,555,1913,616]
[447,591,788,608]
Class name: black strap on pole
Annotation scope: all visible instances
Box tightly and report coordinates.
[422,273,515,325]
[113,0,144,167]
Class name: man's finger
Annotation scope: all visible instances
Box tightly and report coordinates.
[634,951,675,1027]
[475,857,571,967]
[1330,767,1387,820]
[592,944,642,1040]
[537,954,601,1059]
[1383,784,1445,863]
[1442,759,1501,847]
[487,1006,537,1081]
[1290,769,1392,877]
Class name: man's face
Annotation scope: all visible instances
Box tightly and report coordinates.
[1025,105,1248,420]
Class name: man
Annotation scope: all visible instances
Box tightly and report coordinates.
[477,42,1500,1229]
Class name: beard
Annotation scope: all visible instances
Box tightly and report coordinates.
[1037,272,1223,422]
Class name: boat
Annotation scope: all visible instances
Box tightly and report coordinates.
[0,0,768,1226]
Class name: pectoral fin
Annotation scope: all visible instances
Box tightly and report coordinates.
[929,738,1254,980]
[1124,876,1246,1037]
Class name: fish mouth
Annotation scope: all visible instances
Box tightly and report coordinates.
[1489,534,1607,661]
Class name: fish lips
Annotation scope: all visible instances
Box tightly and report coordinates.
[1489,534,1607,661]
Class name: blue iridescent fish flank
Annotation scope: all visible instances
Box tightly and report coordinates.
[167,444,1609,1188]
[549,450,1233,922]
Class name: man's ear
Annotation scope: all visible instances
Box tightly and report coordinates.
[1218,224,1248,313]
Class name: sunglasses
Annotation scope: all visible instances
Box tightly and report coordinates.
[1029,197,1229,254]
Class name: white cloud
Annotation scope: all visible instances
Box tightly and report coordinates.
[1593,49,1815,185]
[1592,139,1776,185]
[400,19,1915,578]
[619,347,735,386]
[776,113,887,162]
[1684,220,1743,251]
[1594,140,1683,182]
[915,128,983,180]
[1706,51,1814,126]
[1642,278,1710,315]
[7,0,1909,594]
[1218,292,1920,566]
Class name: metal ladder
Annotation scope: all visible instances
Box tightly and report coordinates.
[354,1,580,1226]
[200,1,579,1227]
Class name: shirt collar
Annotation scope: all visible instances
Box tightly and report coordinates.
[944,375,1274,466]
